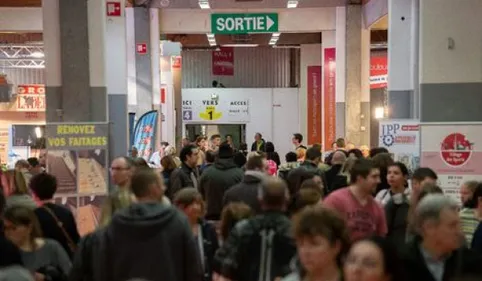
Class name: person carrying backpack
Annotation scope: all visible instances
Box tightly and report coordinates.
[214,177,296,281]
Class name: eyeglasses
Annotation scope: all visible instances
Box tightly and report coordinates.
[109,167,130,171]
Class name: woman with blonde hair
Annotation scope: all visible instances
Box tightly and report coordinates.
[3,170,36,210]
[329,157,357,192]
[296,148,306,162]
[163,145,181,167]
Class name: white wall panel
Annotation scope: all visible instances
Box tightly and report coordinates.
[182,47,293,88]
[182,88,300,155]
[0,68,45,85]
[420,0,482,83]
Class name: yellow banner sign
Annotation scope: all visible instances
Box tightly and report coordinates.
[46,123,108,150]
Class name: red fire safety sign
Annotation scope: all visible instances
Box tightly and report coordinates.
[106,2,121,17]
[136,43,148,55]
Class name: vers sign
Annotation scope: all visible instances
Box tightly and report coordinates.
[211,13,278,34]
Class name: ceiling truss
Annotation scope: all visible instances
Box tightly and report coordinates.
[0,45,45,69]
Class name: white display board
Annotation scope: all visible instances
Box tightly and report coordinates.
[420,123,482,203]
[379,119,420,173]
[182,88,300,160]
[182,96,250,123]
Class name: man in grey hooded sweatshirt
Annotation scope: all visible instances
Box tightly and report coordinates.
[69,167,202,281]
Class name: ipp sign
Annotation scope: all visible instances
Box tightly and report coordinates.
[379,120,419,148]
[381,123,400,136]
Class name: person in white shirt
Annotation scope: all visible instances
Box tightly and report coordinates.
[375,162,410,206]
[149,141,169,167]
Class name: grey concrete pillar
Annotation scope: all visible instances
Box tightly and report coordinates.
[345,5,363,145]
[133,7,154,117]
[43,0,128,162]
[43,0,107,123]
[387,0,419,119]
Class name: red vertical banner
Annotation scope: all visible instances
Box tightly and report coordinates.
[323,48,336,150]
[307,66,322,145]
[212,47,234,76]
[370,53,388,89]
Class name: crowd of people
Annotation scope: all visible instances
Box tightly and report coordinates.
[1,132,482,281]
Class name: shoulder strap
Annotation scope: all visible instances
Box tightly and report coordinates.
[42,205,77,252]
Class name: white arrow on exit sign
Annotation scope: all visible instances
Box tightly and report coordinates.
[266,16,275,30]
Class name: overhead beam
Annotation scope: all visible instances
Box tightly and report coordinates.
[159,8,336,34]
[0,8,42,32]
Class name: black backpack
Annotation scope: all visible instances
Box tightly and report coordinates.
[236,218,296,281]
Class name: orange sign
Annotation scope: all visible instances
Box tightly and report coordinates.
[323,48,336,151]
[307,66,322,145]
[16,84,45,111]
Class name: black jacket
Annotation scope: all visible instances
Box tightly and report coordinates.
[324,164,343,195]
[69,202,203,281]
[0,234,23,268]
[199,219,219,281]
[168,163,199,200]
[214,211,296,281]
[402,237,482,281]
[223,171,265,214]
[35,203,80,260]
[384,197,410,248]
[251,140,266,152]
[286,161,327,196]
[199,158,244,220]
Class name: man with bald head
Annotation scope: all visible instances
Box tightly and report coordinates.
[324,150,347,195]
[100,156,135,226]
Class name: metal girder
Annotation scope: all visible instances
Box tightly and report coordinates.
[0,59,45,69]
[0,44,45,69]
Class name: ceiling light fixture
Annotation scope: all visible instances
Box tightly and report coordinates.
[30,51,45,58]
[287,0,299,8]
[222,44,259,48]
[199,0,210,9]
[269,32,281,46]
[206,33,217,46]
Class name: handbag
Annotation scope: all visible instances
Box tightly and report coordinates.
[42,206,77,253]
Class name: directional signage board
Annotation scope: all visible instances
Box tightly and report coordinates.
[211,13,278,34]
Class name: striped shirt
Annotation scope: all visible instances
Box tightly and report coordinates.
[460,208,479,244]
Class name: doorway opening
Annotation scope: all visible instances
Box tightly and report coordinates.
[185,124,246,149]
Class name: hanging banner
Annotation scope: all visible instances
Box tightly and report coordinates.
[45,122,109,235]
[132,110,158,160]
[16,84,45,111]
[379,119,420,173]
[323,48,336,150]
[182,96,249,123]
[370,53,388,89]
[307,66,322,145]
[421,123,482,203]
[212,47,234,76]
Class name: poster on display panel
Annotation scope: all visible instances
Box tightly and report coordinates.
[420,123,482,203]
[45,122,109,236]
[378,119,420,173]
